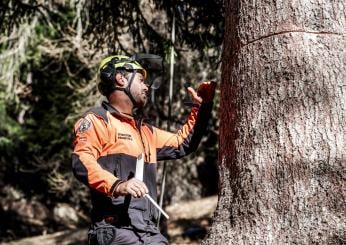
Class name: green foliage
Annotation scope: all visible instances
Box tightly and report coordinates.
[1,53,76,199]
[0,98,20,155]
[0,3,94,201]
[84,0,224,57]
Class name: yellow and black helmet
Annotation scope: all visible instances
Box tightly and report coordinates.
[99,55,147,79]
[98,55,147,98]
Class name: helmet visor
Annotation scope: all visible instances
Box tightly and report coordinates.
[132,53,163,90]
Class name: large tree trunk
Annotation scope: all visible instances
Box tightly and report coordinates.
[204,0,345,244]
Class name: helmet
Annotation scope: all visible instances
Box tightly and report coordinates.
[99,55,147,79]
[98,55,147,98]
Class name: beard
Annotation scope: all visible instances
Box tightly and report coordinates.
[135,93,148,108]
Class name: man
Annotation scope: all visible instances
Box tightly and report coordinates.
[72,54,216,244]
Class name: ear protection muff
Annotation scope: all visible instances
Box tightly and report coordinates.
[98,59,117,97]
[100,62,115,84]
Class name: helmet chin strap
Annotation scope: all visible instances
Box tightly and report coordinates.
[114,71,139,108]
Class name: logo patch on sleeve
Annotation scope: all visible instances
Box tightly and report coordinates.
[78,118,92,133]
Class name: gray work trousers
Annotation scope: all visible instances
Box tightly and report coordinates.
[88,226,169,245]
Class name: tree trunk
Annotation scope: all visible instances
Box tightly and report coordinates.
[204,0,345,244]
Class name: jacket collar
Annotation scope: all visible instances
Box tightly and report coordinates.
[101,101,143,129]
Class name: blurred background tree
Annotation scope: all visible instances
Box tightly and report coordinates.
[0,0,223,242]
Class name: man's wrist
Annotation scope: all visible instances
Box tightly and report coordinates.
[110,179,125,197]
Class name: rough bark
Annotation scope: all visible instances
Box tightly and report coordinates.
[204,0,346,244]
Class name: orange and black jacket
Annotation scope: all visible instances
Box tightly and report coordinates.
[72,101,213,232]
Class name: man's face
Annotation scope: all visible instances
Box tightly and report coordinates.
[129,72,149,107]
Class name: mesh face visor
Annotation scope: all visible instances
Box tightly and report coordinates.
[132,54,163,90]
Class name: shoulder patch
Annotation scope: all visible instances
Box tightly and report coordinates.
[78,118,92,133]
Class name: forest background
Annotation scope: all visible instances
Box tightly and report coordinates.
[0,0,223,243]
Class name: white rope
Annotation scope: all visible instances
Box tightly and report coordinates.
[157,9,176,226]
